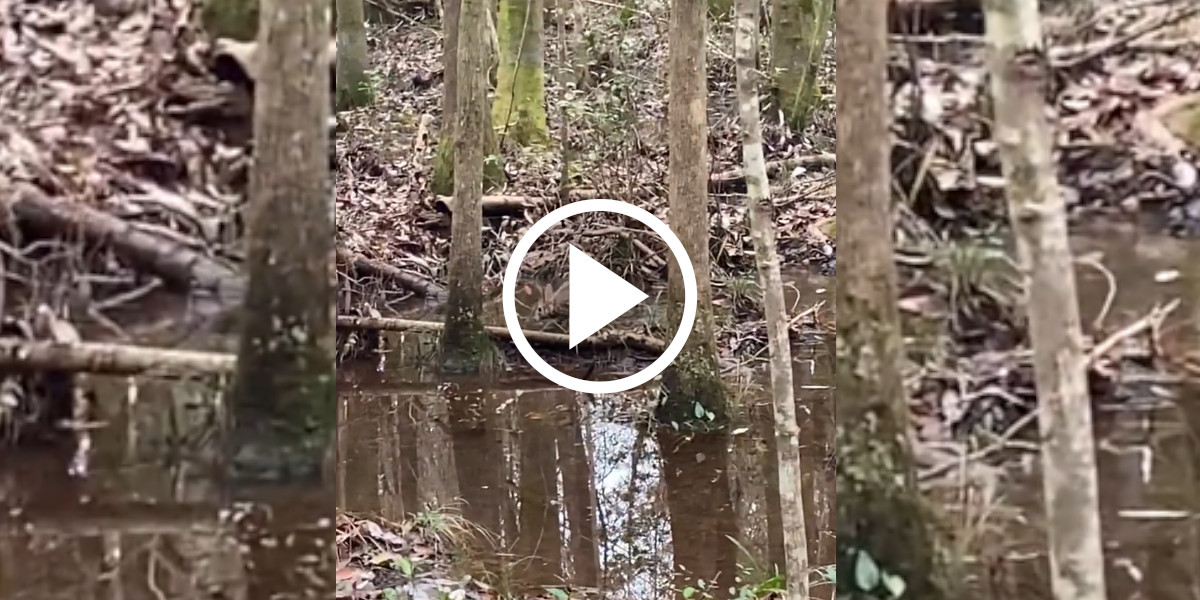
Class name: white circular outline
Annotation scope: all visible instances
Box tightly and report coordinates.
[502,199,697,394]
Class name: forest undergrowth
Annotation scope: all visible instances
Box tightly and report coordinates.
[333,3,837,364]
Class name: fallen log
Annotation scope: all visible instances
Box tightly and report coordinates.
[336,247,447,301]
[0,339,235,377]
[0,178,243,300]
[336,315,666,354]
[709,153,836,192]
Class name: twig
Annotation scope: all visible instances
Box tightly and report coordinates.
[1087,299,1179,366]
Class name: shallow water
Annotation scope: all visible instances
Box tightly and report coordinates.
[0,299,333,600]
[336,272,835,599]
[970,227,1200,598]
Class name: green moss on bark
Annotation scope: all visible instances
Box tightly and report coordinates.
[493,0,550,146]
[439,310,496,375]
[431,130,505,197]
[835,298,957,599]
[228,0,335,482]
[336,0,373,110]
[770,0,832,131]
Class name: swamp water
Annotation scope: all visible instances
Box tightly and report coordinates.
[337,274,835,599]
[967,225,1200,598]
[0,298,333,599]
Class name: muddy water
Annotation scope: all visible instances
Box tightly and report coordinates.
[336,273,834,599]
[0,300,333,600]
[973,228,1200,598]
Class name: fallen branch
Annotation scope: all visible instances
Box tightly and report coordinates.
[434,194,544,216]
[0,339,235,376]
[337,315,666,354]
[337,247,447,301]
[709,153,836,191]
[0,178,243,299]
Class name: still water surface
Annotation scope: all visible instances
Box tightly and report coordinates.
[337,274,836,599]
[0,300,333,600]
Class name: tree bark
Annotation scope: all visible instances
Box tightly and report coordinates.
[835,0,950,596]
[770,0,832,131]
[983,1,1108,598]
[659,0,726,426]
[440,0,494,374]
[431,0,504,196]
[735,0,808,595]
[494,0,550,145]
[336,0,373,109]
[229,0,336,481]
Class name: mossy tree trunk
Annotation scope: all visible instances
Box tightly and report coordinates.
[335,0,372,110]
[440,0,493,374]
[432,0,505,196]
[658,0,726,428]
[229,0,335,481]
[493,0,550,146]
[770,0,832,132]
[984,1,1109,597]
[735,0,808,595]
[835,0,950,597]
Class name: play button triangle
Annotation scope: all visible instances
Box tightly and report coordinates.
[568,244,648,348]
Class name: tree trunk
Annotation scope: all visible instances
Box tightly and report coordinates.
[659,0,726,426]
[494,0,550,146]
[431,0,505,196]
[770,0,832,131]
[336,0,372,109]
[440,0,494,374]
[983,1,1109,598]
[834,0,950,597]
[202,0,260,41]
[735,0,808,595]
[229,0,335,481]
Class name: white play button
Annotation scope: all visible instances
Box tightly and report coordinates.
[502,199,697,395]
[567,245,648,348]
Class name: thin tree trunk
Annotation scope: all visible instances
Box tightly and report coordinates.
[440,0,493,373]
[983,1,1108,598]
[432,0,504,196]
[734,0,808,594]
[335,0,372,109]
[835,0,949,596]
[230,0,335,480]
[660,0,726,425]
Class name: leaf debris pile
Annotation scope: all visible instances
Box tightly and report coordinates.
[890,0,1200,236]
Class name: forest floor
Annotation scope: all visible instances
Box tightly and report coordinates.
[0,0,252,341]
[334,4,836,362]
[896,0,1200,450]
[890,0,1200,588]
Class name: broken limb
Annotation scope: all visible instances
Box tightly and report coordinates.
[336,247,447,301]
[336,315,667,354]
[0,339,235,377]
[0,178,243,299]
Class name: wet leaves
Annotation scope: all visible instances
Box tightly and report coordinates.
[1,0,250,254]
[891,2,1200,228]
